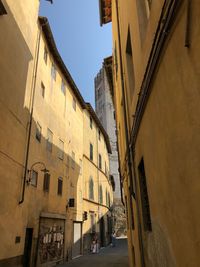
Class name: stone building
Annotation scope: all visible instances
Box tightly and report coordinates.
[95,62,126,236]
[0,2,113,266]
[99,0,200,267]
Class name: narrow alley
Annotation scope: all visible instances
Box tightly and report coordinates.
[60,238,129,267]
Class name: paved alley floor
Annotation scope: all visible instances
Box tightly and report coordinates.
[60,238,129,267]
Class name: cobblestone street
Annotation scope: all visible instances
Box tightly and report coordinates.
[60,238,129,267]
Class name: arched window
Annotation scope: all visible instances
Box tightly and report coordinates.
[89,177,94,200]
[106,189,108,207]
[108,192,111,207]
[99,185,103,204]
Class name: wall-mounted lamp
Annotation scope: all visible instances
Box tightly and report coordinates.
[27,161,49,185]
[66,198,75,210]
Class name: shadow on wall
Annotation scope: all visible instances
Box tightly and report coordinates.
[25,116,83,267]
[72,208,113,259]
[0,4,113,266]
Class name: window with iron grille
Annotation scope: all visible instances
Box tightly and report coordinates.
[90,143,93,161]
[57,177,63,195]
[36,122,42,142]
[46,128,53,152]
[138,158,152,231]
[43,173,50,192]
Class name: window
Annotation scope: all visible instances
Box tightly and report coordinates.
[72,97,76,111]
[57,177,63,195]
[106,189,109,207]
[138,158,152,231]
[98,130,101,141]
[90,212,96,233]
[61,80,66,95]
[43,173,50,192]
[0,1,7,15]
[90,143,93,161]
[89,177,94,200]
[58,139,64,160]
[99,154,102,169]
[99,185,103,204]
[113,111,116,120]
[31,170,38,187]
[126,27,135,96]
[36,122,41,142]
[41,82,45,98]
[47,128,53,152]
[71,151,75,169]
[90,116,93,129]
[44,47,48,64]
[136,0,150,42]
[51,63,56,80]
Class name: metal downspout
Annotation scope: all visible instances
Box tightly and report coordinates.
[19,19,47,204]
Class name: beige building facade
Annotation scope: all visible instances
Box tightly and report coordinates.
[0,3,113,266]
[100,0,200,266]
[0,0,40,266]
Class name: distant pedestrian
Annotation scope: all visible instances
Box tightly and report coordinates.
[111,231,116,247]
[91,233,99,253]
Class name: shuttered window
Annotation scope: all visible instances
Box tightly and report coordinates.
[43,173,50,192]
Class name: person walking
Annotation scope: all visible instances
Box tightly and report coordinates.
[91,233,99,253]
[111,231,116,247]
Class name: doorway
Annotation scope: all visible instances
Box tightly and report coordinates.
[72,222,82,259]
[99,217,105,247]
[23,228,33,267]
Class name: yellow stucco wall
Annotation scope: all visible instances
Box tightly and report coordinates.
[0,4,113,265]
[112,0,200,266]
[0,0,39,262]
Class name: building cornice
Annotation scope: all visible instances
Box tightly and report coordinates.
[38,17,112,154]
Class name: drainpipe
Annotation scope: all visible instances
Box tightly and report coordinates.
[115,1,145,266]
[130,0,182,146]
[19,19,47,204]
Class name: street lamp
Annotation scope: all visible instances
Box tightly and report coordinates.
[27,161,49,185]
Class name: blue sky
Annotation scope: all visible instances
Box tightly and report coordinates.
[39,0,112,107]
